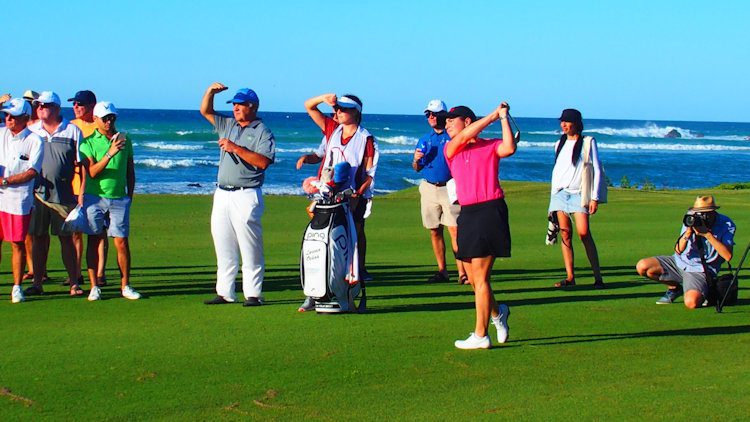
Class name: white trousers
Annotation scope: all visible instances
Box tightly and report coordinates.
[211,188,265,301]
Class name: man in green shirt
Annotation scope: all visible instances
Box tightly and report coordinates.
[79,101,140,301]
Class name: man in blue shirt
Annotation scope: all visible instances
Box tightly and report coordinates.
[636,196,735,308]
[412,100,466,284]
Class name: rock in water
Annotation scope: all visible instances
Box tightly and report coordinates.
[665,129,681,138]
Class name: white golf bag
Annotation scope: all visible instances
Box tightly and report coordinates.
[300,200,362,313]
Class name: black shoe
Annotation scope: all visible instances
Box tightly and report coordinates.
[427,272,449,283]
[204,295,233,305]
[23,285,44,296]
[243,297,263,307]
[593,279,606,290]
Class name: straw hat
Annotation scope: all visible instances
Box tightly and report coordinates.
[689,195,719,212]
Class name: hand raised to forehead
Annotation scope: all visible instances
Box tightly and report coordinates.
[322,94,337,106]
[208,82,228,93]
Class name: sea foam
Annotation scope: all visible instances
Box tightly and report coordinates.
[135,158,218,169]
[142,142,204,151]
[379,135,418,145]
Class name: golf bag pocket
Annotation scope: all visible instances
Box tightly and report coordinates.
[301,203,354,306]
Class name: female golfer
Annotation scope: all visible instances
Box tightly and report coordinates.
[549,108,605,289]
[444,102,515,349]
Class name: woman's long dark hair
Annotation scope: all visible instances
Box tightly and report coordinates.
[554,120,585,165]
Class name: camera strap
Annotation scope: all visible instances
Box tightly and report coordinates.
[695,237,720,312]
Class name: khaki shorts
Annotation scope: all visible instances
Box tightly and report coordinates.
[419,180,460,229]
[29,198,76,236]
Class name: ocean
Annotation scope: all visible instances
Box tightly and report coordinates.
[77,108,750,195]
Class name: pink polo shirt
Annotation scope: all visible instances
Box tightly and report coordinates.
[446,138,504,206]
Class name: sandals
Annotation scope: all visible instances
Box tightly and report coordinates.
[70,284,84,296]
[554,278,576,288]
[458,274,470,285]
[23,273,49,283]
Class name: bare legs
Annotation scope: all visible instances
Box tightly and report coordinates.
[428,225,466,280]
[31,234,79,289]
[636,257,703,309]
[87,234,128,289]
[557,211,602,283]
[463,256,499,337]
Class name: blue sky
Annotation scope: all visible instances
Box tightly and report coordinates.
[7,0,749,121]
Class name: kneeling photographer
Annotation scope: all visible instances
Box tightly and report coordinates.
[636,196,735,308]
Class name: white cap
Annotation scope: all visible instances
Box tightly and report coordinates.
[35,91,61,106]
[337,96,362,112]
[424,99,447,113]
[93,101,118,118]
[1,98,32,116]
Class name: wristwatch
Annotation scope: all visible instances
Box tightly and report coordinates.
[1,178,8,186]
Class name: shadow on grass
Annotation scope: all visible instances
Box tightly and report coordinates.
[524,324,750,346]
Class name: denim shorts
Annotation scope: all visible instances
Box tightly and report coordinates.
[548,190,588,214]
[82,194,131,237]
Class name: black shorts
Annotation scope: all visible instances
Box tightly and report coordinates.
[456,198,511,260]
[350,196,367,223]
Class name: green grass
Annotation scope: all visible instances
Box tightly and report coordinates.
[1,182,749,420]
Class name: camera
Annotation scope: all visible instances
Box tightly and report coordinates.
[683,211,715,232]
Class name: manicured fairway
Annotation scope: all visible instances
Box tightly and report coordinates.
[1,183,748,420]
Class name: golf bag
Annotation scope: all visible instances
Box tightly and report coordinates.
[712,241,749,312]
[300,199,362,313]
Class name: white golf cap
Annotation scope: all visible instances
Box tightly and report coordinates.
[337,95,362,112]
[93,101,118,118]
[35,91,61,106]
[1,98,32,116]
[424,99,447,113]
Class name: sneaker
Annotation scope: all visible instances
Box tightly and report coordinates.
[11,285,24,303]
[656,287,682,304]
[243,297,263,307]
[88,286,102,301]
[204,295,234,305]
[454,332,491,350]
[121,285,141,300]
[298,296,316,312]
[491,304,511,344]
[593,279,606,290]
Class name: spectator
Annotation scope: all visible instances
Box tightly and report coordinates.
[200,83,276,307]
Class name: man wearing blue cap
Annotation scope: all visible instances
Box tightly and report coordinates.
[413,99,466,285]
[200,82,276,306]
[0,98,44,303]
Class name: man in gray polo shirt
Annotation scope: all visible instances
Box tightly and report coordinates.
[27,91,84,296]
[199,82,276,306]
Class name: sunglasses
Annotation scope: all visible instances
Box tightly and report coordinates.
[425,111,442,118]
[333,105,355,113]
[73,102,92,107]
[100,115,117,123]
[38,103,57,109]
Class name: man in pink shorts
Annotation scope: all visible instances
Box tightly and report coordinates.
[0,98,44,303]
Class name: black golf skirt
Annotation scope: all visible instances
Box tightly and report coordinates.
[456,198,511,261]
